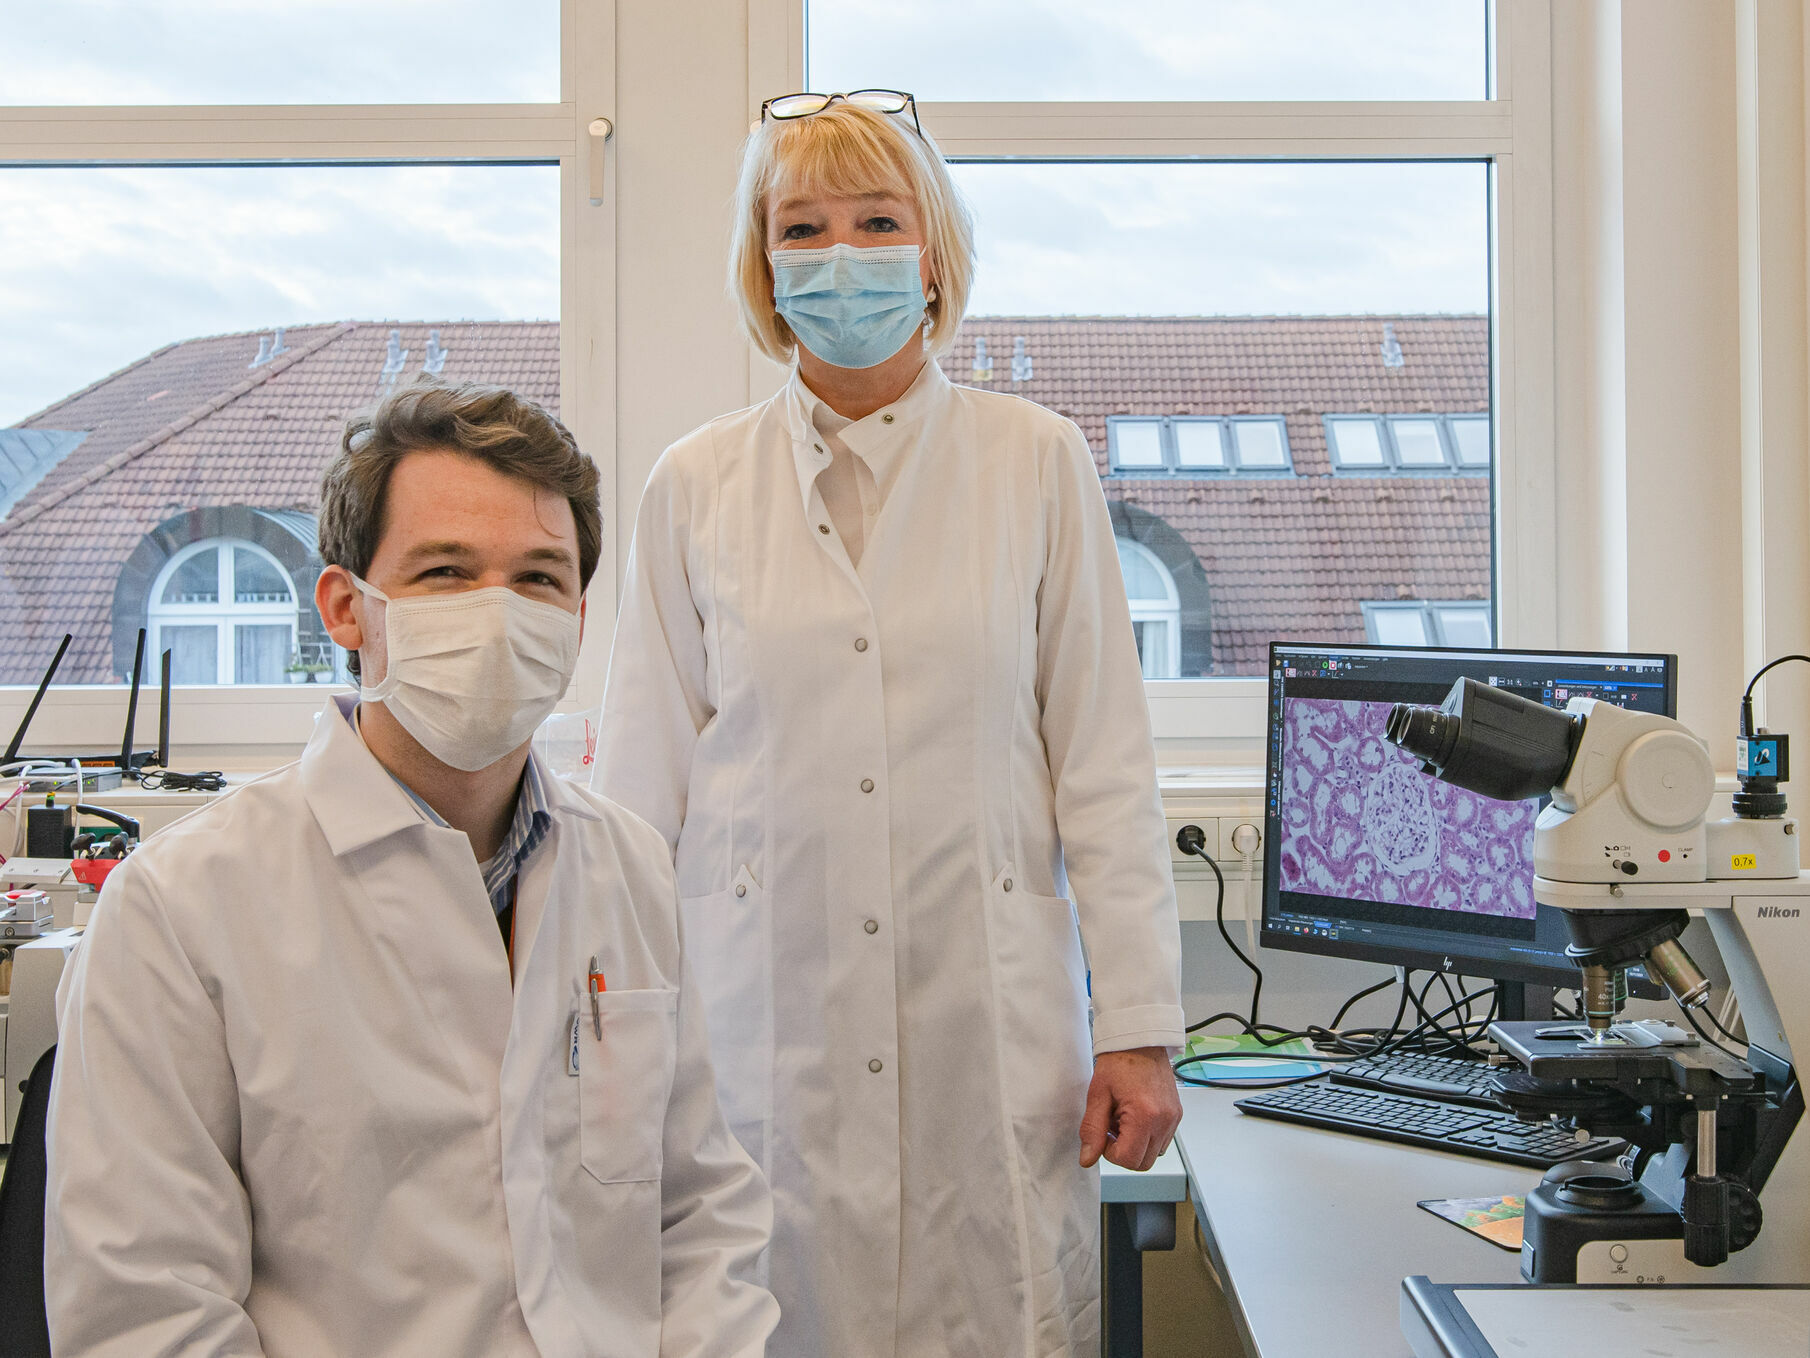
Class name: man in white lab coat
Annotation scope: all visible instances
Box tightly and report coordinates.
[44,380,779,1357]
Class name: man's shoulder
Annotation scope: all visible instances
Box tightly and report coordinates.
[128,761,308,873]
[91,761,312,933]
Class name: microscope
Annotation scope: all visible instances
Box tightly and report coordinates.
[1385,673,1809,1285]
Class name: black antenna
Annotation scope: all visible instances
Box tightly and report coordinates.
[4,633,71,764]
[118,627,146,772]
[156,648,172,769]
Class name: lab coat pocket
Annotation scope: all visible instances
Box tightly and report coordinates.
[677,866,773,1168]
[991,868,1093,1134]
[578,987,679,1185]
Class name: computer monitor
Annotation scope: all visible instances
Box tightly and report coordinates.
[1262,642,1677,1004]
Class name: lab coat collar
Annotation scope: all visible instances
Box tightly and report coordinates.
[783,357,951,517]
[300,694,599,858]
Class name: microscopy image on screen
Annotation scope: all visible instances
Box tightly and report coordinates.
[1277,696,1537,918]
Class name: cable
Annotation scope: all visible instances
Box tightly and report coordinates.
[1701,1002,1745,1048]
[1177,827,1262,1027]
[1740,654,1810,736]
[1327,976,1396,1031]
[135,769,226,792]
[1677,999,1744,1062]
[1177,979,1496,1088]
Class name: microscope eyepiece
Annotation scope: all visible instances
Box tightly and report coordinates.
[1383,703,1461,771]
[1384,677,1583,803]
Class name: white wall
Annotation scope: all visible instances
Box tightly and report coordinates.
[1553,0,1810,766]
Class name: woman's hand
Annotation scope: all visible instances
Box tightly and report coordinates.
[1078,1047,1183,1172]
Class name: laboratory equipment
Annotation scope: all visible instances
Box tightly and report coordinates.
[1235,1080,1625,1167]
[1383,669,1810,1282]
[1262,643,1676,1014]
[2,929,80,1143]
[3,629,170,788]
[0,891,52,940]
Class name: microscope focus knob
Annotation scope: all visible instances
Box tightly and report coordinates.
[1728,1179,1764,1253]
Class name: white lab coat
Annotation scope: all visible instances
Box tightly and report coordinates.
[596,362,1185,1358]
[45,695,778,1358]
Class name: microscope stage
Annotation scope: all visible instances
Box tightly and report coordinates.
[1490,1020,1755,1095]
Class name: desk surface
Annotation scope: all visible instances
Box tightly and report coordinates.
[1175,1086,1531,1358]
[1100,1143,1188,1204]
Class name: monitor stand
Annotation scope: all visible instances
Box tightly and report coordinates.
[1496,981,1555,1023]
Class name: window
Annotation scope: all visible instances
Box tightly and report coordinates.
[1107,416,1292,475]
[1,2,606,756]
[0,167,560,690]
[1117,539,1182,678]
[1326,415,1491,473]
[1449,416,1492,468]
[808,0,1489,102]
[148,540,298,685]
[3,1,1554,754]
[8,2,559,105]
[1362,601,1494,648]
[944,159,1491,681]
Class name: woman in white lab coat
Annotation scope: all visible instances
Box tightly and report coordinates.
[596,92,1185,1358]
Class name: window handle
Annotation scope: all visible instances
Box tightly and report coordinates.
[588,117,614,206]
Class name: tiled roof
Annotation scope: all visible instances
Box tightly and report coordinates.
[950,315,1490,672]
[1,314,1483,683]
[0,322,558,683]
[948,315,1488,478]
[0,429,87,518]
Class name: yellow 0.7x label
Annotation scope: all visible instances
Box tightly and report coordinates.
[1731,854,1759,871]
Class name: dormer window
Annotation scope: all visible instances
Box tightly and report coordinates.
[1107,416,1293,474]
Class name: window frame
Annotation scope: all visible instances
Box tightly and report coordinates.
[147,538,299,686]
[1325,413,1493,474]
[1361,600,1496,648]
[1117,537,1183,677]
[1106,414,1293,476]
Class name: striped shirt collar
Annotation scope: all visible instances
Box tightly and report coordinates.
[349,703,554,915]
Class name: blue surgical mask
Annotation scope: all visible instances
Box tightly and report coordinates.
[770,242,926,370]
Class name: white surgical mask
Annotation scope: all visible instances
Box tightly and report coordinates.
[353,575,581,772]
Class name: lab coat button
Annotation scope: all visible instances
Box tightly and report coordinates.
[869,1058,884,1073]
[881,413,894,424]
[1004,878,1014,892]
[814,442,825,454]
[864,919,878,934]
[819,524,831,534]
[860,778,875,793]
[854,637,868,652]
[736,884,747,898]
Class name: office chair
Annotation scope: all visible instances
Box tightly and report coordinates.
[0,1043,54,1358]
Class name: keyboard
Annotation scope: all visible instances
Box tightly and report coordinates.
[1330,1049,1508,1109]
[1234,1080,1628,1169]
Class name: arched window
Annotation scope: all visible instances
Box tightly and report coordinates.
[148,538,298,684]
[1116,538,1181,678]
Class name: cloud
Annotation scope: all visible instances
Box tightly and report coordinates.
[809,0,1485,101]
[2,0,559,104]
[0,165,559,424]
[955,162,1488,318]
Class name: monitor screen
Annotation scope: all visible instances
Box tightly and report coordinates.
[1262,642,1677,987]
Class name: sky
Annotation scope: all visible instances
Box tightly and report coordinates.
[2,1,1488,425]
[808,0,1487,102]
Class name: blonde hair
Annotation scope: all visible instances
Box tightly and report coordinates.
[730,101,975,364]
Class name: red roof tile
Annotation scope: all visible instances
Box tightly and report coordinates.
[1,315,1484,683]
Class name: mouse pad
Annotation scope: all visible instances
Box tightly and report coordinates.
[1417,1194,1525,1251]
